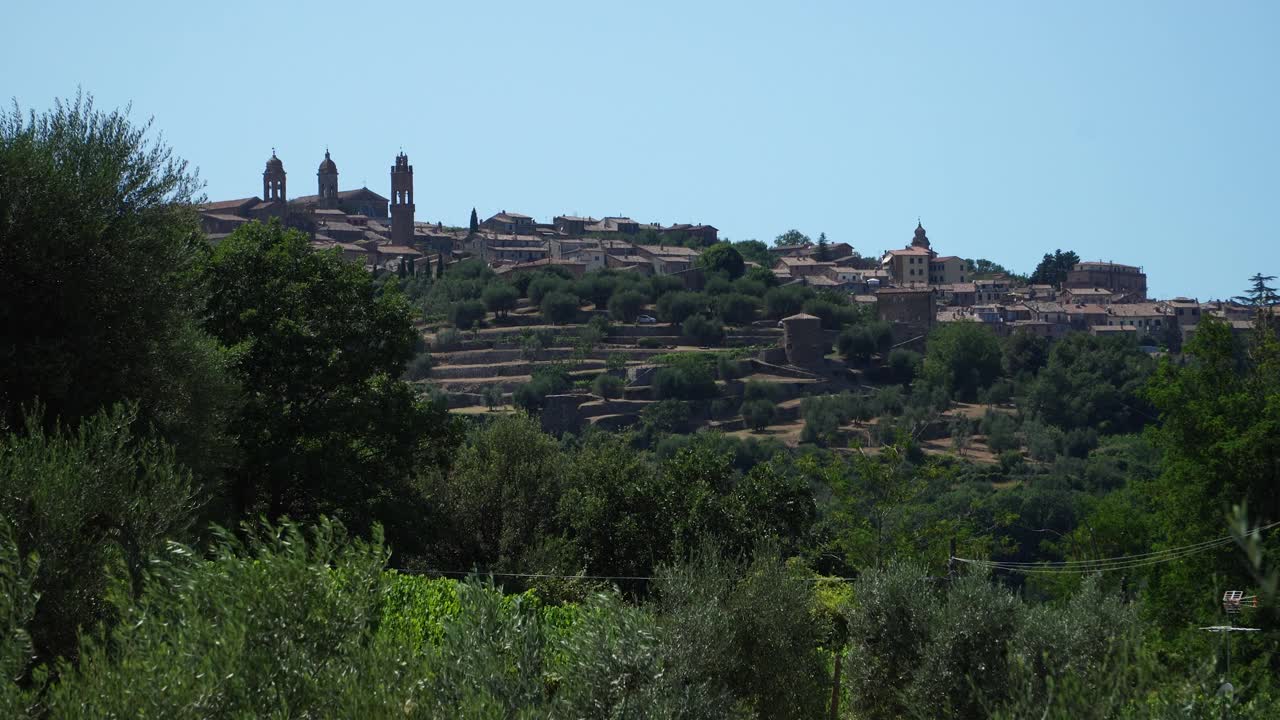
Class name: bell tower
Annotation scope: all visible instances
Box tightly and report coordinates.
[262,149,286,202]
[317,149,338,208]
[390,151,414,244]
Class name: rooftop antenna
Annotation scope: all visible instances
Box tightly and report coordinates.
[1200,590,1261,715]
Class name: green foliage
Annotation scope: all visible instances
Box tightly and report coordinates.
[540,290,580,324]
[199,220,457,548]
[773,229,811,247]
[887,347,922,383]
[0,404,196,664]
[433,327,464,351]
[1143,315,1280,624]
[681,314,725,346]
[712,292,761,325]
[608,289,647,322]
[44,518,389,718]
[763,285,813,319]
[1027,332,1153,434]
[404,351,434,381]
[591,373,624,399]
[837,319,893,365]
[697,243,746,279]
[653,365,719,401]
[1028,248,1080,286]
[922,321,1004,402]
[572,272,618,308]
[528,272,571,304]
[481,281,519,318]
[731,239,771,266]
[449,298,487,330]
[513,366,572,412]
[0,518,40,716]
[653,545,828,719]
[656,290,705,324]
[0,92,237,478]
[741,398,777,431]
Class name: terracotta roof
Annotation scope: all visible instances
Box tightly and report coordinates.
[201,213,251,223]
[200,197,259,212]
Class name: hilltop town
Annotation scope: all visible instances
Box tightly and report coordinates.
[201,149,1248,343]
[192,148,1267,455]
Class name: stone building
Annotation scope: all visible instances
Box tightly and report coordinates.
[876,287,936,336]
[778,313,825,366]
[1065,261,1147,300]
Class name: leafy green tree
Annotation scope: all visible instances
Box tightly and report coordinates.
[512,366,572,413]
[741,398,776,432]
[921,322,1004,402]
[1027,332,1153,434]
[1143,316,1280,623]
[540,290,579,324]
[433,413,567,569]
[837,320,892,365]
[763,285,812,319]
[653,366,718,401]
[528,273,570,304]
[773,229,811,247]
[1028,249,1080,286]
[681,314,725,346]
[469,207,479,233]
[0,404,196,664]
[450,299,487,330]
[0,92,238,478]
[656,291,705,325]
[573,272,619,308]
[198,221,457,543]
[1002,331,1049,379]
[697,243,746,279]
[814,231,831,261]
[608,289,647,322]
[713,293,761,325]
[731,239,771,266]
[481,282,518,318]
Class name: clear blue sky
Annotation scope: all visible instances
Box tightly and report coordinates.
[6,1,1276,299]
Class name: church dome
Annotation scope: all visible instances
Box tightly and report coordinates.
[265,151,284,172]
[318,150,337,175]
[912,220,930,248]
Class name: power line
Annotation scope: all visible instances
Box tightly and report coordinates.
[953,520,1280,574]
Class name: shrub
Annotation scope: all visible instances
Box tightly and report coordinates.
[741,398,777,431]
[541,291,580,324]
[716,354,743,380]
[449,300,487,330]
[433,327,464,351]
[608,290,647,322]
[681,314,725,346]
[703,275,733,296]
[573,273,618,308]
[653,366,718,401]
[640,399,691,434]
[592,374,624,399]
[513,366,572,412]
[638,337,665,349]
